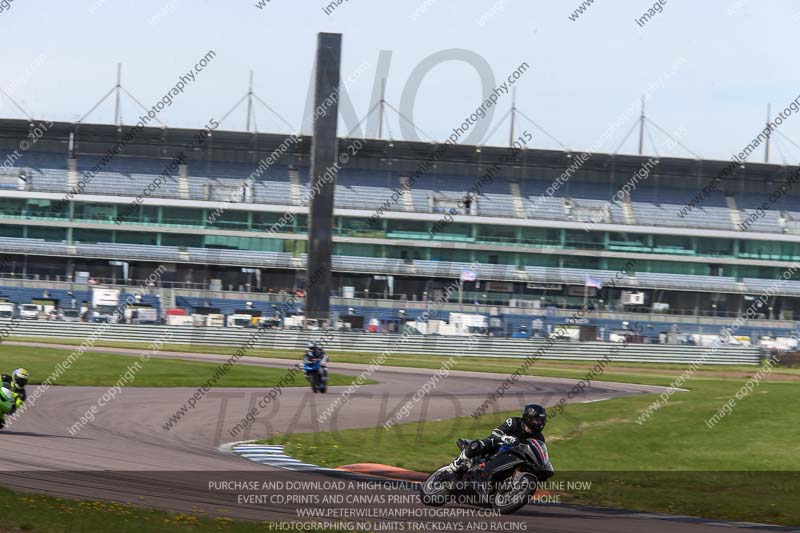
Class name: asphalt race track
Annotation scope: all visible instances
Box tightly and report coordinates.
[0,342,790,532]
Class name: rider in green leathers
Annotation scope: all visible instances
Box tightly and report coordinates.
[0,368,29,429]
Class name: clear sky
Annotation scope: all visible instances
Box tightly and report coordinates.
[2,0,799,162]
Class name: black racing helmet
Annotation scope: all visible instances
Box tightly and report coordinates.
[522,403,547,431]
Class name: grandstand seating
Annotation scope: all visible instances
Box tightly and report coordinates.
[4,148,799,236]
[4,119,800,352]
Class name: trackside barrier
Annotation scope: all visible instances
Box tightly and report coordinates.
[3,320,763,365]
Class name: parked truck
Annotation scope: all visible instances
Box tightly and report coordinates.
[91,287,120,323]
[125,306,158,324]
[227,312,257,328]
[0,302,16,319]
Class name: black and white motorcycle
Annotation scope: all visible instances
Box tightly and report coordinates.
[419,437,554,515]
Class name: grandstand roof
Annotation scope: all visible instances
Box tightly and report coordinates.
[0,117,793,186]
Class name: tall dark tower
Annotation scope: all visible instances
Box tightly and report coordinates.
[306,33,342,322]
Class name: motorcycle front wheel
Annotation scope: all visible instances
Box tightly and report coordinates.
[491,472,537,515]
[419,466,453,507]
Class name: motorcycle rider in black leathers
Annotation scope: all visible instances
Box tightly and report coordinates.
[446,403,547,473]
[303,341,328,381]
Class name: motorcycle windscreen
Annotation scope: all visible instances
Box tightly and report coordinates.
[525,439,554,473]
[483,451,525,478]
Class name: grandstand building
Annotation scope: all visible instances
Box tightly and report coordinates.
[1,117,799,340]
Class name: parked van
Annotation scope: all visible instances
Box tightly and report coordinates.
[0,302,16,319]
[20,304,40,320]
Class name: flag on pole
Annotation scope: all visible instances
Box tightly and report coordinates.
[585,275,603,289]
[460,269,477,282]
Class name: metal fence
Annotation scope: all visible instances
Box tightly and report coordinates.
[3,321,763,365]
[0,276,796,330]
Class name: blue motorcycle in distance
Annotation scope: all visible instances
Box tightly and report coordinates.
[303,356,328,393]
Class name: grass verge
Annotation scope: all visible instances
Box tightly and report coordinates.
[0,486,346,532]
[8,335,798,386]
[260,375,800,526]
[0,345,361,388]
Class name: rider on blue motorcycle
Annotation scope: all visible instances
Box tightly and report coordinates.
[446,403,547,473]
[302,341,329,392]
[304,341,328,366]
[303,341,328,375]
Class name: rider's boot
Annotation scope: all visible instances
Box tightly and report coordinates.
[445,449,469,473]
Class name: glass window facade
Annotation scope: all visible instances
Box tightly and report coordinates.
[0,198,797,282]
